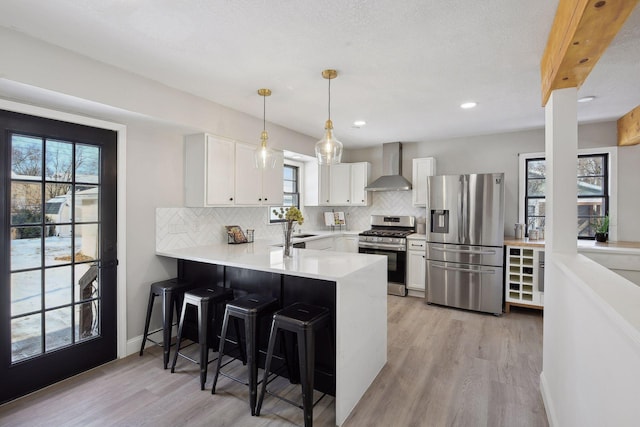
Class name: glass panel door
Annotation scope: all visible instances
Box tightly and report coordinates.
[1,109,117,403]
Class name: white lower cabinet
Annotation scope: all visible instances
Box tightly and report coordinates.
[407,239,426,293]
[334,235,359,253]
[304,236,335,251]
[505,246,544,312]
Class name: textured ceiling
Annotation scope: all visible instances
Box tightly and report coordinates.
[0,0,639,148]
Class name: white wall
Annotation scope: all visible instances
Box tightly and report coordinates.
[0,27,318,343]
[345,122,640,241]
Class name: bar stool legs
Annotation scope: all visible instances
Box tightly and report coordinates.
[170,286,234,390]
[256,303,332,427]
[139,278,193,369]
[211,294,279,416]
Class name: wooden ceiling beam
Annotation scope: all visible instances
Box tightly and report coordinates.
[618,105,640,146]
[540,0,639,106]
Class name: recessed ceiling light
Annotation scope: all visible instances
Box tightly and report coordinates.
[460,102,477,109]
[353,120,366,127]
[578,96,596,103]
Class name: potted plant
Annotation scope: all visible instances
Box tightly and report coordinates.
[593,215,609,243]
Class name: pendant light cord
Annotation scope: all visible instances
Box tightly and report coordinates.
[328,77,331,121]
[263,93,266,131]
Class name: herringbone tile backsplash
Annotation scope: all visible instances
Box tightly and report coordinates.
[156,191,425,251]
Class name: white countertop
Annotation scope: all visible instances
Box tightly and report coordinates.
[156,239,385,281]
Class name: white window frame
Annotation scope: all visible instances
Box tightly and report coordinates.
[518,147,618,241]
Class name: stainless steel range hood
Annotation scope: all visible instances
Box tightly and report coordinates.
[365,142,412,191]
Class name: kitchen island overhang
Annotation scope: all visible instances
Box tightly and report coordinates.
[157,242,387,426]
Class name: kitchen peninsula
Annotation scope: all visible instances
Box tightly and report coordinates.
[157,241,387,426]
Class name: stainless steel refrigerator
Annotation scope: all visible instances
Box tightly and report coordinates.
[425,173,505,315]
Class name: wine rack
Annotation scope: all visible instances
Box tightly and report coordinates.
[505,246,544,312]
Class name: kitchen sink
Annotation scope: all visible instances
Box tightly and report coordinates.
[292,234,317,238]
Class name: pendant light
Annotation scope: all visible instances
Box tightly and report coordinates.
[315,69,343,165]
[254,88,277,169]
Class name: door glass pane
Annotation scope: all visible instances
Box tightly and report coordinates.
[76,144,100,184]
[45,183,72,220]
[11,135,42,179]
[12,314,42,363]
[11,271,41,316]
[76,224,99,261]
[44,266,72,309]
[75,264,99,302]
[11,228,42,270]
[45,140,74,182]
[45,234,73,267]
[76,301,99,341]
[75,185,99,222]
[11,182,42,224]
[45,308,73,351]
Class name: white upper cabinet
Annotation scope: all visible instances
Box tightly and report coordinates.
[350,162,370,206]
[329,163,351,205]
[185,134,235,207]
[305,162,370,207]
[412,157,436,206]
[234,142,283,206]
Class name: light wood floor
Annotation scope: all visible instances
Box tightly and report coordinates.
[0,296,547,427]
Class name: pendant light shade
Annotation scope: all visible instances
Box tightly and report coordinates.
[254,88,277,169]
[315,69,343,165]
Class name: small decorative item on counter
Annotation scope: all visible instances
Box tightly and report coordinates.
[537,227,544,240]
[514,223,525,239]
[529,228,538,240]
[226,225,248,244]
[273,207,304,257]
[246,229,254,243]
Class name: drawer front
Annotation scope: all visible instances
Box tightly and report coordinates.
[407,240,426,251]
[426,243,503,267]
[427,260,503,314]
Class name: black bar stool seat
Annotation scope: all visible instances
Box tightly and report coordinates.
[256,303,332,427]
[170,286,235,390]
[211,293,279,416]
[139,278,194,369]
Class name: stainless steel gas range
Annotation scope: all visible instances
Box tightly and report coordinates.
[358,215,415,296]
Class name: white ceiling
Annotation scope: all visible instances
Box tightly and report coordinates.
[1,0,639,148]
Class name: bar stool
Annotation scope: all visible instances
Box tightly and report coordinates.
[170,286,235,390]
[256,303,332,427]
[139,278,194,369]
[211,293,279,415]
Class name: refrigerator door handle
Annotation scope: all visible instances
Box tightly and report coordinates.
[431,246,497,255]
[457,177,464,244]
[431,262,496,275]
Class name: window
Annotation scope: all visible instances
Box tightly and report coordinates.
[522,152,611,239]
[269,164,300,223]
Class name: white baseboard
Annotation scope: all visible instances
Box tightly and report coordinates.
[540,371,557,427]
[407,289,425,299]
[124,323,180,358]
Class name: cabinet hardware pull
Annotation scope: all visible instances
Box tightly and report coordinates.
[229,197,233,201]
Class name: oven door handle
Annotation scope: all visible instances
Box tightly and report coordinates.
[430,262,496,275]
[358,242,406,251]
[430,246,497,256]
